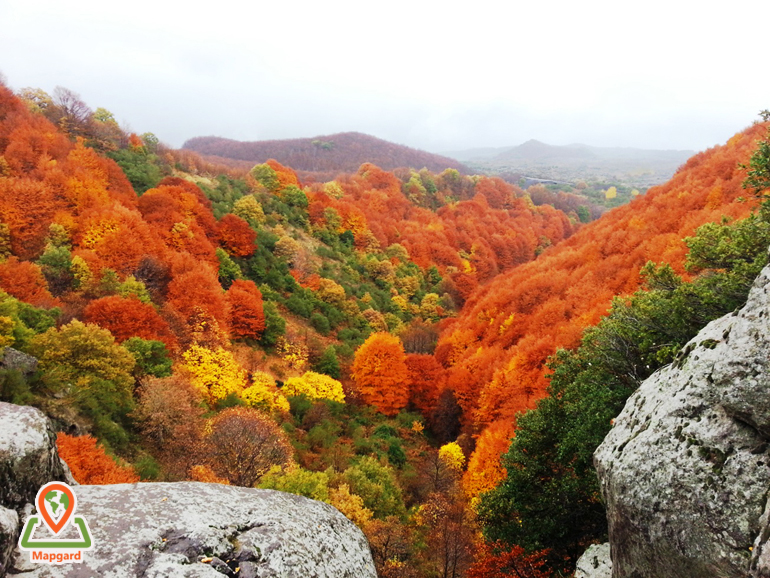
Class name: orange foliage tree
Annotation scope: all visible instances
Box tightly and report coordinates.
[83,295,177,349]
[467,541,549,578]
[226,279,265,340]
[352,333,409,416]
[405,354,445,418]
[218,213,256,257]
[56,433,139,484]
[166,253,228,343]
[0,257,58,308]
[463,421,514,501]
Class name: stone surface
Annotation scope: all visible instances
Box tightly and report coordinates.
[575,543,612,578]
[0,402,73,511]
[594,264,770,578]
[12,482,376,578]
[0,348,38,376]
[0,507,18,577]
[0,401,375,578]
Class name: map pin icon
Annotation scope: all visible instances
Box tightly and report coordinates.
[36,482,76,534]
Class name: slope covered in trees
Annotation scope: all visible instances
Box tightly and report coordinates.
[477,142,770,572]
[0,81,583,576]
[448,120,766,506]
[183,132,469,180]
[5,76,768,576]
[440,123,762,430]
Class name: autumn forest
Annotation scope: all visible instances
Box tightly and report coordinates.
[1,82,769,577]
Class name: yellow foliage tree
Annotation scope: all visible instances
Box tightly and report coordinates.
[391,295,408,312]
[0,316,14,348]
[362,308,388,332]
[323,181,345,199]
[604,186,618,199]
[276,337,309,372]
[282,371,345,403]
[438,442,465,471]
[316,278,346,305]
[329,483,373,528]
[71,255,93,291]
[420,293,441,320]
[182,345,247,401]
[241,370,290,413]
[232,195,266,227]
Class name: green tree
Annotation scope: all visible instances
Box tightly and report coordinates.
[259,467,331,502]
[108,147,164,194]
[216,247,243,288]
[311,312,331,335]
[343,456,405,519]
[281,185,309,208]
[123,337,172,378]
[259,301,286,348]
[742,110,770,197]
[315,346,341,379]
[37,244,73,295]
[250,163,280,192]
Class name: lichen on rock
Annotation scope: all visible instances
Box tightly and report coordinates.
[575,542,611,578]
[0,402,73,511]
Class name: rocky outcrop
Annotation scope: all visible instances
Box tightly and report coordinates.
[0,348,38,376]
[575,543,612,578]
[594,263,770,577]
[13,482,376,577]
[0,401,376,578]
[0,402,74,511]
[0,507,18,577]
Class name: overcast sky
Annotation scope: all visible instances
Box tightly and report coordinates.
[2,0,768,154]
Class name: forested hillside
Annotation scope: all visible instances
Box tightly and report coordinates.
[2,79,768,576]
[183,132,469,181]
[450,123,763,497]
[0,83,577,577]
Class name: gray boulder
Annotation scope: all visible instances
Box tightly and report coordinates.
[575,543,612,578]
[0,348,38,376]
[0,402,74,511]
[13,482,376,578]
[594,263,770,577]
[0,507,18,577]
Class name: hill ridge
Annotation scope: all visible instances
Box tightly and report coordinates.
[183,132,469,177]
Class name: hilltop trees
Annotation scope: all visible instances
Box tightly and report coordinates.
[438,119,764,436]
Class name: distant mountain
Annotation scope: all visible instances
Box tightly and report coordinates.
[443,140,696,188]
[441,146,514,162]
[183,132,469,178]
